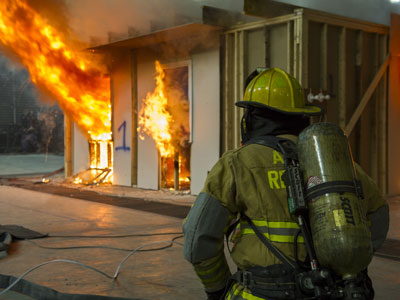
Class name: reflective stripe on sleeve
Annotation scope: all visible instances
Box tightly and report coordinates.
[193,251,231,291]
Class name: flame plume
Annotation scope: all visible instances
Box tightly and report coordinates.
[138,61,174,157]
[0,0,111,139]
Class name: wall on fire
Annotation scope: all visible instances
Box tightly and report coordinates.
[134,47,220,194]
[72,123,89,174]
[112,51,133,187]
[137,50,159,190]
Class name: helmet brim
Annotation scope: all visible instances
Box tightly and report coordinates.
[235,100,323,116]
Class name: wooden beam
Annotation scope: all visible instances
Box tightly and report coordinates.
[64,115,73,177]
[226,14,298,33]
[300,14,308,87]
[244,0,298,19]
[370,34,380,182]
[264,27,271,68]
[286,21,294,74]
[320,23,328,91]
[303,9,389,35]
[234,31,245,148]
[203,6,249,27]
[130,50,138,186]
[345,54,390,135]
[379,35,388,194]
[293,16,301,80]
[223,34,230,153]
[338,27,347,128]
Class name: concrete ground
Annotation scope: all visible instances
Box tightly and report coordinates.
[0,185,203,299]
[0,152,399,299]
[0,185,399,299]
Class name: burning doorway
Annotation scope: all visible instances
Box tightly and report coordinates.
[139,61,191,191]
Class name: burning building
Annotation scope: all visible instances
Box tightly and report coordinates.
[0,0,396,196]
[69,23,222,194]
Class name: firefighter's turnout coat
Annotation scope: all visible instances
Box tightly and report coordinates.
[183,135,389,300]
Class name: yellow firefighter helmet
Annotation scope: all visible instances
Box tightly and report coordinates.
[236,68,322,116]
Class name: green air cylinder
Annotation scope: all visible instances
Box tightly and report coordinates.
[297,122,372,279]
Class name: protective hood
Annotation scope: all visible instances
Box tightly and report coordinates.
[241,107,310,144]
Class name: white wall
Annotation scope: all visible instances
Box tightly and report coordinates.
[72,122,89,174]
[134,48,220,194]
[190,49,220,195]
[112,52,132,186]
[136,51,159,190]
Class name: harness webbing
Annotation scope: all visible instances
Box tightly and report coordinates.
[242,215,296,270]
[242,136,300,270]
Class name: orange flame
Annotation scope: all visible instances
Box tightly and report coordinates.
[138,60,175,157]
[0,0,111,139]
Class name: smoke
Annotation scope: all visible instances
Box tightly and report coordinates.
[64,0,244,44]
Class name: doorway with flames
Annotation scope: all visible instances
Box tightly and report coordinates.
[139,60,192,192]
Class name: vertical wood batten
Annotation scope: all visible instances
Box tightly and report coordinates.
[320,23,328,122]
[287,21,294,74]
[238,30,246,148]
[300,15,309,88]
[320,23,328,91]
[379,35,388,194]
[338,27,347,129]
[371,34,380,182]
[64,115,73,177]
[223,33,233,153]
[265,27,271,68]
[233,31,240,148]
[293,16,301,80]
[130,50,138,186]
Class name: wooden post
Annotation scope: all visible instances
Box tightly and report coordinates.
[320,24,328,91]
[64,115,73,177]
[320,23,328,122]
[234,30,245,148]
[264,27,271,68]
[174,152,180,190]
[378,35,388,194]
[293,14,301,80]
[130,50,138,186]
[338,27,347,129]
[223,33,234,153]
[158,152,162,190]
[286,21,294,74]
[371,34,380,182]
[300,14,309,88]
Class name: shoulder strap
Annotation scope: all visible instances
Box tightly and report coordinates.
[243,136,298,270]
[245,135,298,162]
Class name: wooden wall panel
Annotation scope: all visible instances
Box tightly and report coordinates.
[325,26,340,124]
[308,22,322,91]
[343,29,357,161]
[359,33,375,176]
[270,24,288,70]
[222,9,389,192]
[246,29,265,77]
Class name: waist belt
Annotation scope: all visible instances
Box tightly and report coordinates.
[233,265,301,300]
[233,264,317,300]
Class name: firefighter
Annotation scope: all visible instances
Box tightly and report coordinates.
[182,68,389,300]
